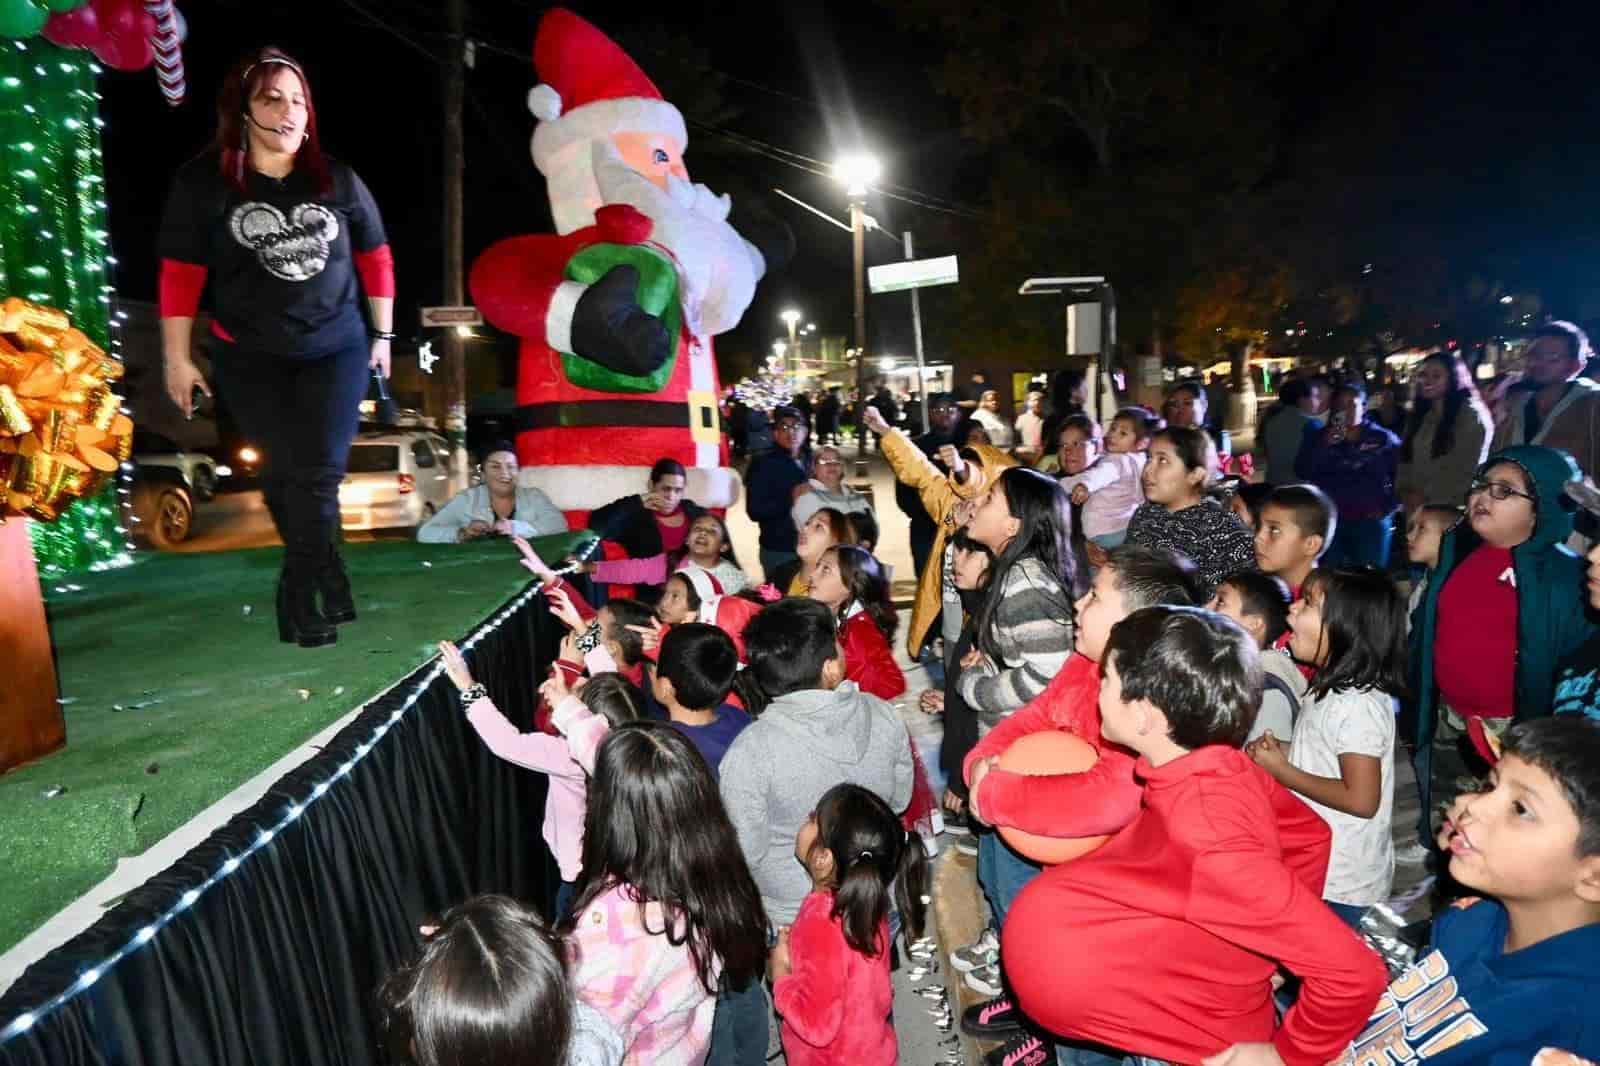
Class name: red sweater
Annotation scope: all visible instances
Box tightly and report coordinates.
[1434,544,1518,722]
[840,611,907,701]
[773,891,896,1066]
[963,654,1143,838]
[1003,746,1386,1066]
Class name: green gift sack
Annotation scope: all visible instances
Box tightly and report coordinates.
[561,243,682,394]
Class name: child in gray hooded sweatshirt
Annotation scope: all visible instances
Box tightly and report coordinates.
[719,598,916,928]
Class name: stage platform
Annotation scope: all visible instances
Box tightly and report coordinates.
[0,535,578,1064]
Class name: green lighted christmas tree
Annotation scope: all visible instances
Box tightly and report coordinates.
[0,39,134,576]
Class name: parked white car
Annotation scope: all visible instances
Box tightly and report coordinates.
[339,431,455,531]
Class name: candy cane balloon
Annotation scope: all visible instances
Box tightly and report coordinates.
[143,0,183,105]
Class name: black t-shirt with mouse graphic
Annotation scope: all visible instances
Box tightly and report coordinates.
[158,151,386,358]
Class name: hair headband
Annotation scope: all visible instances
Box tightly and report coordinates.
[242,57,303,84]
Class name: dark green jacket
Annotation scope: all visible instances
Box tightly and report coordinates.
[1409,446,1594,823]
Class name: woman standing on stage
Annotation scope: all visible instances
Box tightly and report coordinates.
[158,47,396,648]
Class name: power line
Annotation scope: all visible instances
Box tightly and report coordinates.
[339,0,443,64]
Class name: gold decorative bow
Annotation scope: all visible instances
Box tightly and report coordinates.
[0,297,131,522]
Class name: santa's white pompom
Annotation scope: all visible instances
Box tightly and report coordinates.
[527,84,563,122]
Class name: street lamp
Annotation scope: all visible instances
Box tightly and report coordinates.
[780,308,802,375]
[832,151,881,448]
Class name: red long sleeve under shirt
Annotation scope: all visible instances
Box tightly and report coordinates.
[158,244,395,321]
[964,653,1145,839]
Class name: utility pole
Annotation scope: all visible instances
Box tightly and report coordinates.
[850,198,866,450]
[904,230,929,432]
[442,0,467,467]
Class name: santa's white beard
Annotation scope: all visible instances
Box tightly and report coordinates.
[590,144,765,338]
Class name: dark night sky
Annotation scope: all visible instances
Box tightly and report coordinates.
[100,1,1600,374]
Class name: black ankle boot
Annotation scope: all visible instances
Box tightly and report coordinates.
[317,544,357,624]
[277,562,337,648]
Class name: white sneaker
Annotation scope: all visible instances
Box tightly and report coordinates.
[1395,842,1432,866]
[963,959,1004,997]
[950,928,999,973]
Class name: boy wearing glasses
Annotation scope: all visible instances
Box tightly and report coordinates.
[1409,446,1596,852]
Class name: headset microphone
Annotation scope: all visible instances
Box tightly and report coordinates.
[245,111,295,136]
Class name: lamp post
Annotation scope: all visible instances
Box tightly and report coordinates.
[780,308,802,376]
[832,153,881,451]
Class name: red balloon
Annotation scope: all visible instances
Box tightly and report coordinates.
[41,3,100,48]
[90,0,154,71]
[995,731,1113,866]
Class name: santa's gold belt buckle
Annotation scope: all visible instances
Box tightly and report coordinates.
[688,390,720,445]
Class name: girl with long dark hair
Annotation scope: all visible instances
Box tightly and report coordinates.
[772,784,931,1066]
[957,466,1076,735]
[159,47,395,647]
[1395,351,1493,514]
[379,894,623,1066]
[584,511,749,595]
[806,545,903,700]
[566,722,767,1064]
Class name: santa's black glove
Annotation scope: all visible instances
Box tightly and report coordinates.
[570,264,672,377]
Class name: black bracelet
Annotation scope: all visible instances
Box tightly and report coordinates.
[370,330,396,342]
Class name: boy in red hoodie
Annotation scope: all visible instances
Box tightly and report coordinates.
[959,545,1198,1052]
[1004,606,1387,1066]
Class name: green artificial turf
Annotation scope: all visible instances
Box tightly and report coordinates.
[0,533,590,955]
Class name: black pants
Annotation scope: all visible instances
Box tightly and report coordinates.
[212,335,369,567]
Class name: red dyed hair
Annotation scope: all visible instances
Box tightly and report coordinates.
[213,46,332,196]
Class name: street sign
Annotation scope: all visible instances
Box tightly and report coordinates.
[868,255,959,294]
[420,305,483,328]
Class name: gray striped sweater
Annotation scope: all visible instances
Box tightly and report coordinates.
[957,555,1076,733]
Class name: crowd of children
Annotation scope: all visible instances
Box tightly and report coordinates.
[382,390,1600,1066]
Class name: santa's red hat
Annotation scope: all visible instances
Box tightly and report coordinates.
[527,8,686,178]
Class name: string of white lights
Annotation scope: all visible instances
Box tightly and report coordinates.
[0,578,546,1045]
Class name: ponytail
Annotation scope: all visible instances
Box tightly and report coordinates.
[811,783,929,957]
[731,668,769,719]
[892,827,929,947]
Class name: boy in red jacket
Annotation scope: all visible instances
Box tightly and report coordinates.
[1005,606,1386,1066]
[958,546,1198,1049]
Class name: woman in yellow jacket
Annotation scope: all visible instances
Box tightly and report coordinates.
[865,405,1017,660]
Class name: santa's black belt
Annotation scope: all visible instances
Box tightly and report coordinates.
[514,400,719,432]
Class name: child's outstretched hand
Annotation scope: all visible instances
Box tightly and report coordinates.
[627,617,665,654]
[544,585,584,632]
[438,641,474,692]
[1201,1043,1284,1066]
[768,926,793,981]
[1069,483,1089,506]
[1246,731,1289,776]
[511,535,557,586]
[919,689,945,715]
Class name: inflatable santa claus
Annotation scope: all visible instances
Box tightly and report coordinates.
[471,8,786,515]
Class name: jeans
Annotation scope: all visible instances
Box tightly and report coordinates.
[1057,1046,1170,1066]
[553,880,576,923]
[705,976,770,1066]
[211,331,369,569]
[1328,901,1368,931]
[977,828,1041,930]
[1325,514,1394,569]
